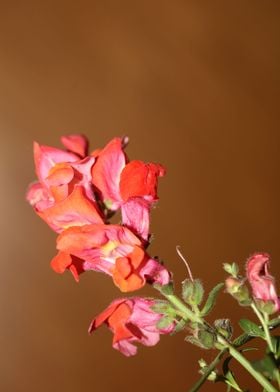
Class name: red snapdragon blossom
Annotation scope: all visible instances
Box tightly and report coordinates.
[51,224,170,291]
[246,253,280,312]
[89,298,175,356]
[91,137,165,241]
[26,135,103,232]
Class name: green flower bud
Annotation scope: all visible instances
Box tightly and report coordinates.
[214,318,233,339]
[182,279,204,306]
[225,277,251,306]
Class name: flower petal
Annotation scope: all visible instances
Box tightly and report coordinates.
[121,198,150,241]
[120,160,166,202]
[60,134,89,158]
[33,141,78,183]
[38,185,104,232]
[91,138,126,210]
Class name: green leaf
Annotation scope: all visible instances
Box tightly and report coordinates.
[200,283,224,317]
[233,332,250,347]
[239,319,265,338]
[182,279,194,303]
[193,279,204,306]
[252,354,278,381]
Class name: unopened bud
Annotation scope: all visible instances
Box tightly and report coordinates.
[214,318,233,339]
[225,277,251,306]
[182,279,204,306]
[197,329,216,349]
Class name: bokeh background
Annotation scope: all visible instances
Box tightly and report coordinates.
[1,1,280,391]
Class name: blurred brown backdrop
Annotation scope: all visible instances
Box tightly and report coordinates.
[1,1,280,391]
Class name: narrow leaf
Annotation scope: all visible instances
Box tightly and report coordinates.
[239,319,265,338]
[193,279,204,306]
[200,283,224,317]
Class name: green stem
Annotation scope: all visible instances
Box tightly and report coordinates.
[219,336,278,392]
[251,303,274,354]
[189,348,227,392]
[163,292,203,324]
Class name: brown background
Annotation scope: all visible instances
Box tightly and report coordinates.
[1,1,280,391]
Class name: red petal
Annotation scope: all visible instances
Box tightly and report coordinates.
[120,160,165,201]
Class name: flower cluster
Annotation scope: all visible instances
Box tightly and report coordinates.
[27,134,173,354]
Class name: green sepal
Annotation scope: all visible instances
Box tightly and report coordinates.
[150,300,172,314]
[171,318,188,335]
[156,315,174,329]
[185,336,206,349]
[200,283,224,317]
[255,299,277,315]
[154,282,174,295]
[239,319,265,338]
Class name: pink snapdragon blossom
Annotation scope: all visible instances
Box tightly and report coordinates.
[246,253,280,312]
[91,137,165,241]
[51,224,170,291]
[88,298,175,356]
[26,135,104,232]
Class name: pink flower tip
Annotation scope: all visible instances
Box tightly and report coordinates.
[246,253,280,312]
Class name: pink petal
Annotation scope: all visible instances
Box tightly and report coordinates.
[140,258,171,286]
[121,198,150,241]
[33,142,78,183]
[113,339,138,356]
[60,134,89,158]
[91,138,126,210]
[26,182,49,207]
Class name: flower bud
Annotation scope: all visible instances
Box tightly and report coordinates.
[225,277,251,306]
[182,279,204,306]
[214,318,233,339]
